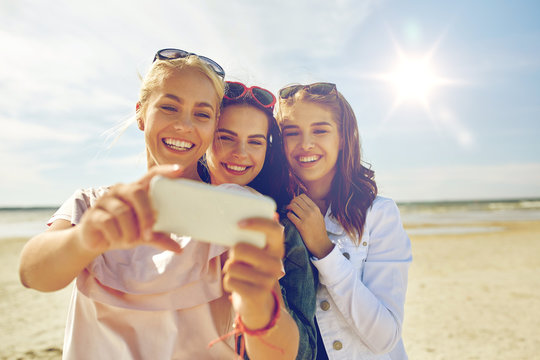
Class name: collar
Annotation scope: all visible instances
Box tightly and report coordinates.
[324,205,345,235]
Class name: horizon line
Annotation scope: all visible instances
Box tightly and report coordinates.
[2,196,540,210]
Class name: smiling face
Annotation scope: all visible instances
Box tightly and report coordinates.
[280,100,341,196]
[139,67,219,180]
[206,104,269,186]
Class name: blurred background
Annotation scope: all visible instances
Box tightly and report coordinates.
[1,1,539,359]
[1,0,539,207]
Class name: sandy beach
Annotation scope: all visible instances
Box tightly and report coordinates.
[1,220,539,359]
[403,220,540,359]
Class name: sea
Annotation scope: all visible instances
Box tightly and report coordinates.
[1,198,540,239]
[398,198,540,235]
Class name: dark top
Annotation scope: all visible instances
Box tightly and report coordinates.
[279,218,318,359]
[241,218,318,359]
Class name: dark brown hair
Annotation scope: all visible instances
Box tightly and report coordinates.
[278,87,377,241]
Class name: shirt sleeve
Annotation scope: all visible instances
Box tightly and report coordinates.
[48,188,106,226]
[311,197,412,354]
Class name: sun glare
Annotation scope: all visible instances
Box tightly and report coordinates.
[369,38,455,111]
[364,32,472,148]
[389,57,437,105]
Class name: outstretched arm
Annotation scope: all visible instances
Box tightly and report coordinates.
[223,217,300,360]
[19,165,184,292]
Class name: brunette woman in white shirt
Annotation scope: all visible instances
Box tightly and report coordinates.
[277,83,412,360]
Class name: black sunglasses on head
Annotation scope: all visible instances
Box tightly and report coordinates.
[279,82,337,99]
[153,48,225,78]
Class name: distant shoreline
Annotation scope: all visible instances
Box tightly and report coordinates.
[2,196,540,210]
[0,206,59,211]
[1,198,540,239]
[397,196,540,206]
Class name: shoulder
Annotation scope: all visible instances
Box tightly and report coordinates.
[71,187,110,206]
[281,217,302,244]
[365,195,410,249]
[61,187,110,211]
[366,195,404,230]
[49,186,109,225]
[369,195,399,215]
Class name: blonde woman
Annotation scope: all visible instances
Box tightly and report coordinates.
[19,49,299,360]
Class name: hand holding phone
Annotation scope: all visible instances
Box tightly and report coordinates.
[149,176,276,248]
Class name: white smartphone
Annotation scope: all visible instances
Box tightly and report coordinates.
[149,176,276,248]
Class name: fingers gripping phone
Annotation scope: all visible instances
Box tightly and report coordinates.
[149,176,276,248]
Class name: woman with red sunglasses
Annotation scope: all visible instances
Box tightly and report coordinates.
[277,83,412,359]
[202,81,318,359]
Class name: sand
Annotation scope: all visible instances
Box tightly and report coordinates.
[403,220,540,359]
[1,220,539,359]
[0,237,72,360]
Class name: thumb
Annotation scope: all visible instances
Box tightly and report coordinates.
[238,217,285,258]
[147,232,183,253]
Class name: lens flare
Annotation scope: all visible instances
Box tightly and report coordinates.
[390,57,437,105]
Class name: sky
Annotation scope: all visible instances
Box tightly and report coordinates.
[1,0,539,206]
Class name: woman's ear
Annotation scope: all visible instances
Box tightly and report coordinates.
[137,117,145,131]
[136,102,144,131]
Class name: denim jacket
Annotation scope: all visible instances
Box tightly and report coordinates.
[279,218,318,360]
[242,218,318,359]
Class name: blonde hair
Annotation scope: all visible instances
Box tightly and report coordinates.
[139,55,225,117]
[103,55,225,149]
[102,55,225,149]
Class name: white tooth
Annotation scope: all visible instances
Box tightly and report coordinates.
[227,164,247,171]
[299,155,318,163]
[164,138,193,149]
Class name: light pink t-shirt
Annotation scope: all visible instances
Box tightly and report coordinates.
[50,187,236,359]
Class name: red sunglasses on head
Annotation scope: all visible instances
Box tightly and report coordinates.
[224,81,276,110]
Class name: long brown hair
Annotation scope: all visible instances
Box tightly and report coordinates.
[278,86,377,242]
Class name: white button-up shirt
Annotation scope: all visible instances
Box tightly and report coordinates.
[312,196,412,359]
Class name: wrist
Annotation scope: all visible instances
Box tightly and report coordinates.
[238,291,276,330]
[209,290,282,358]
[311,238,335,259]
[237,290,280,334]
[73,226,104,259]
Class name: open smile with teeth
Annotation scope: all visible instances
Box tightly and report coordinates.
[162,138,194,151]
[223,163,250,173]
[298,155,321,163]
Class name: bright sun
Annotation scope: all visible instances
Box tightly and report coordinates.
[366,37,472,147]
[389,57,438,105]
[372,47,452,110]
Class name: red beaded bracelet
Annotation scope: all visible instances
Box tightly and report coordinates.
[236,290,281,335]
[208,290,284,358]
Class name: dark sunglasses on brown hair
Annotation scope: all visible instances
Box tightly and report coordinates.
[278,82,336,99]
[153,48,225,78]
